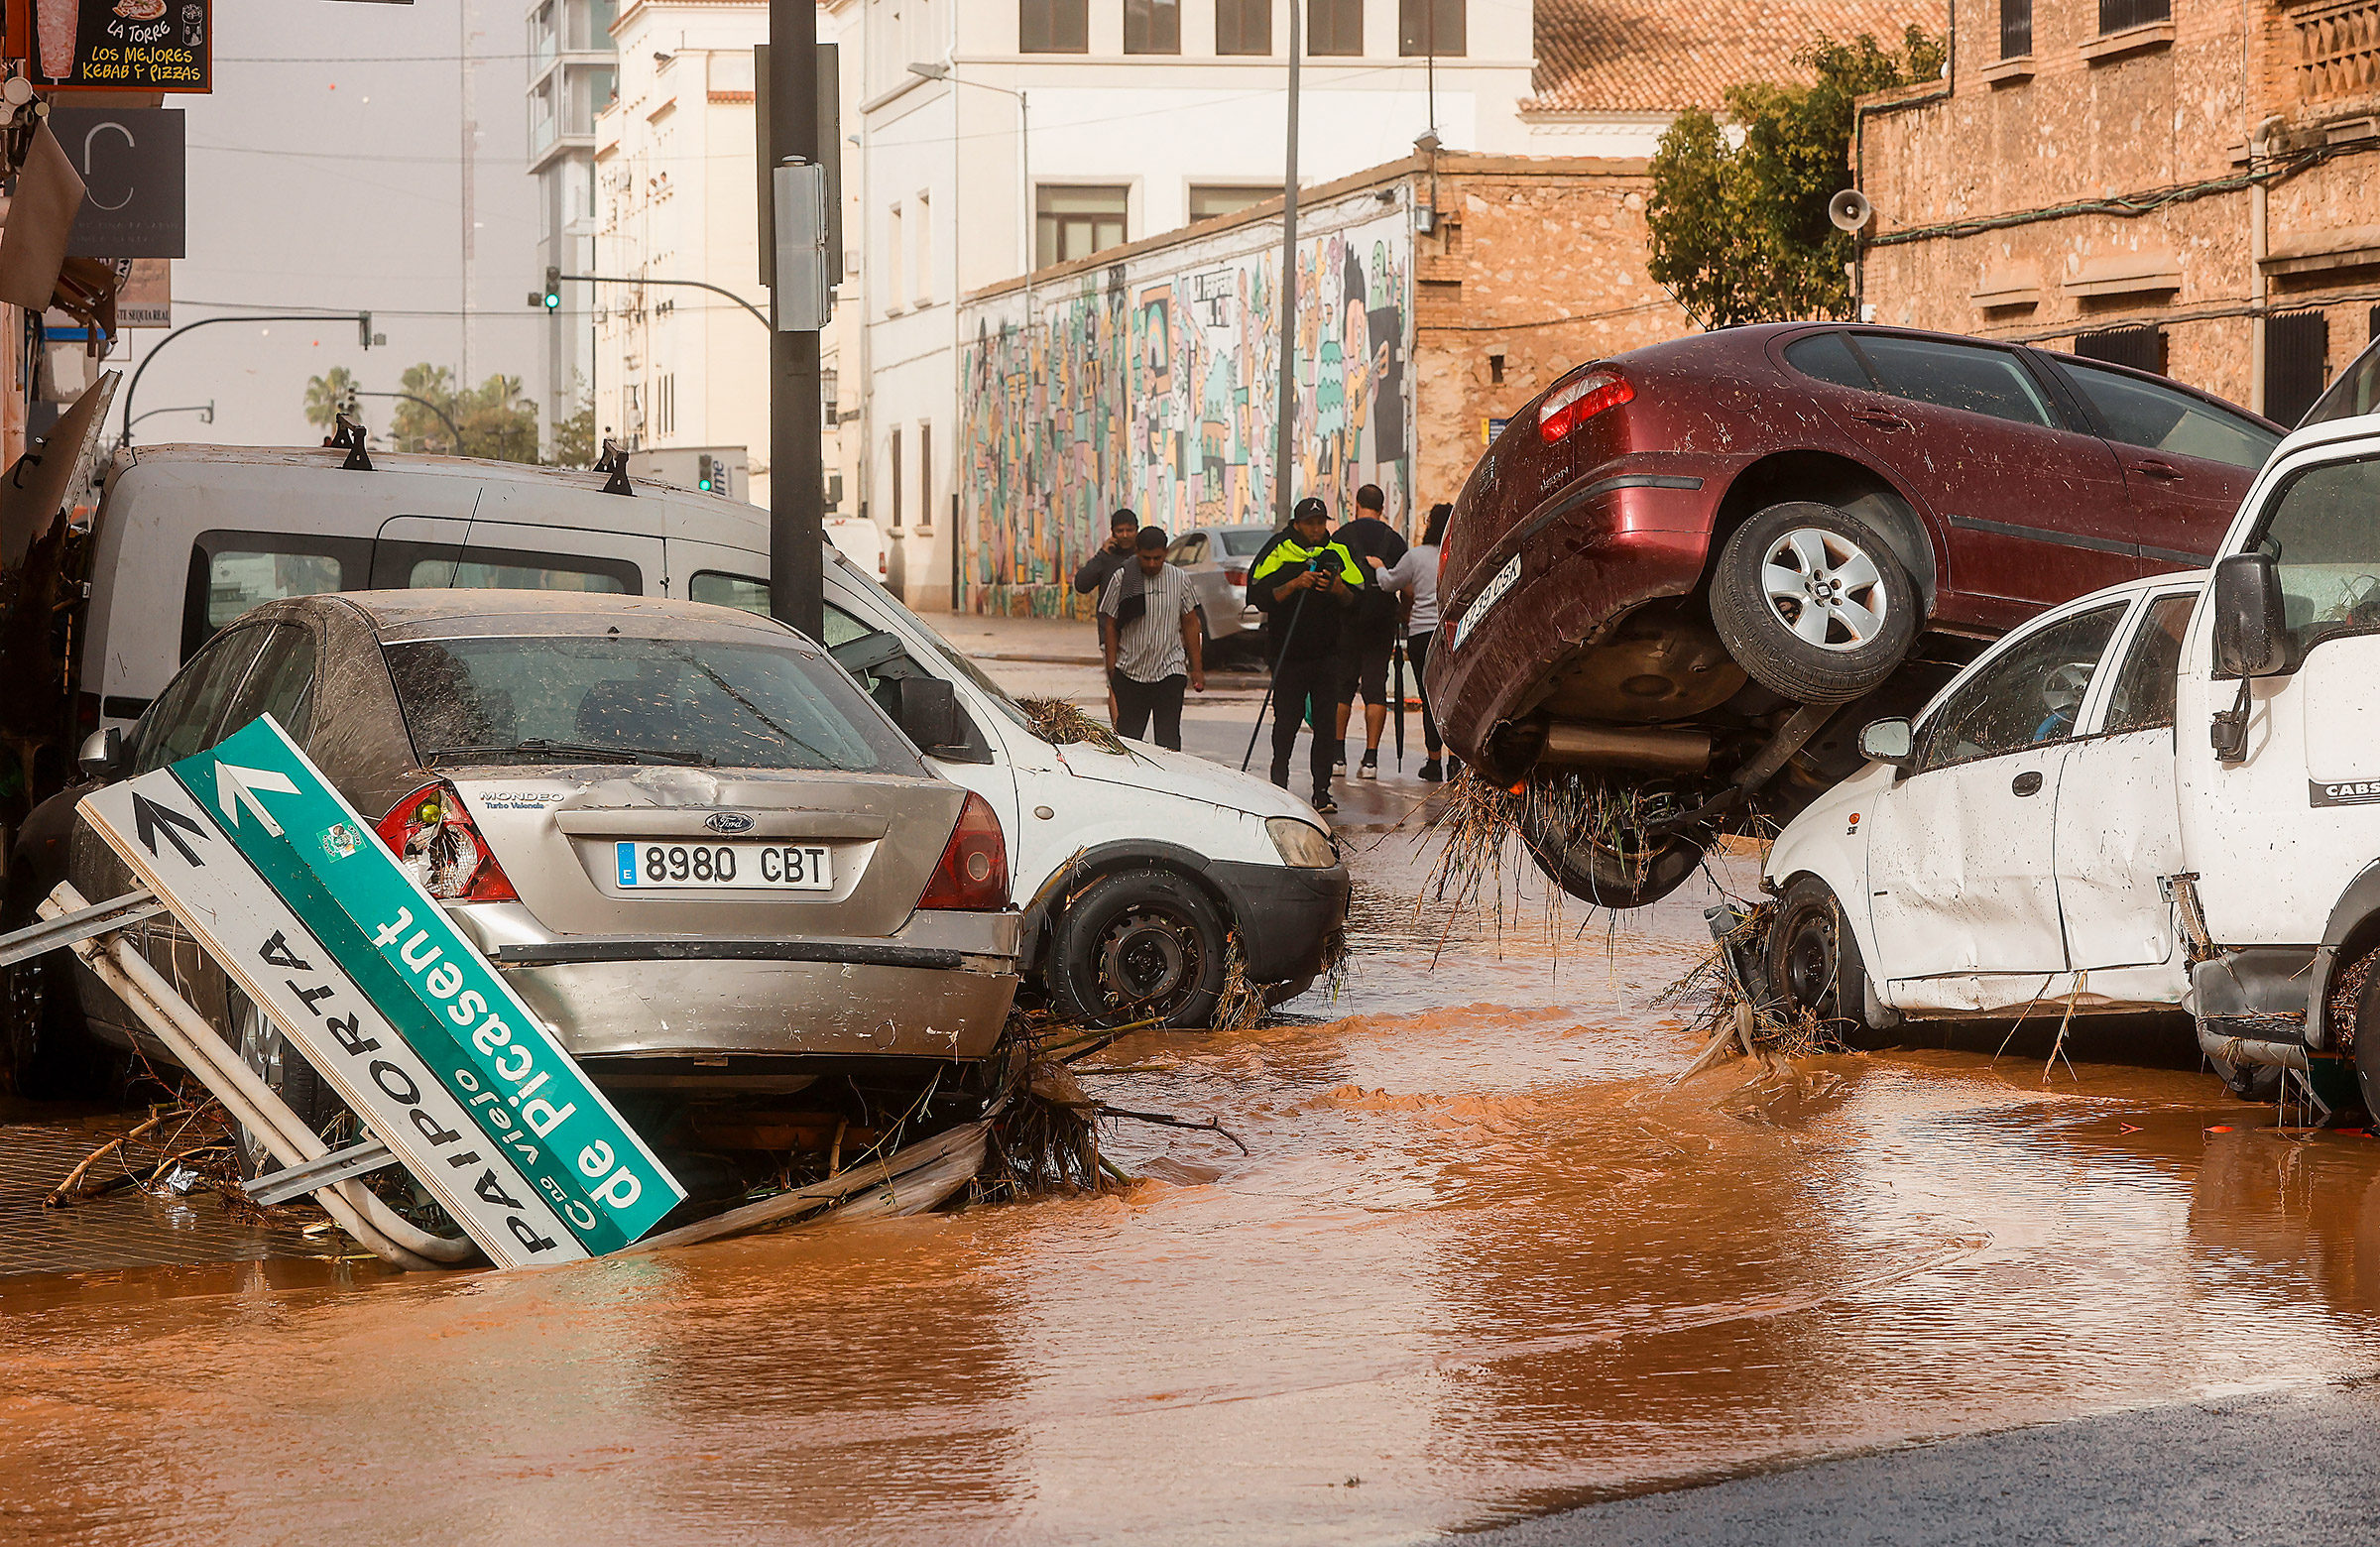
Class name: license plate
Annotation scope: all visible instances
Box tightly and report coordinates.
[1449,552,1521,652]
[613,841,833,891]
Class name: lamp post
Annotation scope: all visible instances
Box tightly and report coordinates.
[908,60,1029,613]
[124,401,214,435]
[349,389,468,456]
[120,312,373,447]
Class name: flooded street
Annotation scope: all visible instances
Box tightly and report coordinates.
[8,810,2380,1544]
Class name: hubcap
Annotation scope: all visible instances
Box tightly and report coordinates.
[1760,527,1888,653]
[1096,906,1201,1012]
[1785,917,1839,1016]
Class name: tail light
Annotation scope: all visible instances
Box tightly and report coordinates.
[878,552,888,577]
[378,781,519,903]
[1538,367,1632,444]
[917,790,1009,910]
[1224,568,1249,586]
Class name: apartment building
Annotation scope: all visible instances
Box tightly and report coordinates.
[527,0,622,436]
[1857,0,2380,421]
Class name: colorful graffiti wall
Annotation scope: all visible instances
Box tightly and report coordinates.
[959,194,1413,617]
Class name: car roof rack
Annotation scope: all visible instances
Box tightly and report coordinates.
[322,415,373,472]
[593,438,637,498]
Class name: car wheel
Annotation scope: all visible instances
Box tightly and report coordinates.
[1,878,106,1100]
[1763,876,1873,1033]
[2209,1049,2285,1105]
[1517,807,1710,910]
[1045,868,1228,1030]
[2351,958,2380,1121]
[227,993,346,1179]
[1711,501,1920,704]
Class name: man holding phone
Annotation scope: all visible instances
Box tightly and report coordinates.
[1246,497,1365,814]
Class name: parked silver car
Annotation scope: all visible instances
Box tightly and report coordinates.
[58,591,1020,1107]
[1166,524,1276,654]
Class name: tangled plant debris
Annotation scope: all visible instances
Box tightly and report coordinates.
[1015,696,1132,756]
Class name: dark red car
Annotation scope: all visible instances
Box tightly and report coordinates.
[1426,322,2281,906]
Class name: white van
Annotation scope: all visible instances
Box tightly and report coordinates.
[1757,357,2380,1119]
[17,443,1349,1032]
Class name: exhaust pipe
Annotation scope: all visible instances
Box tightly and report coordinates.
[1536,721,1713,774]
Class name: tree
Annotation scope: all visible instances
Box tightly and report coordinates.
[1646,28,1947,330]
[382,363,542,464]
[547,374,595,468]
[301,366,358,430]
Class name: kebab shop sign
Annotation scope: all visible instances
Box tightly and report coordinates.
[33,0,210,91]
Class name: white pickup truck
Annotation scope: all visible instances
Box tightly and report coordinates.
[1757,368,2380,1118]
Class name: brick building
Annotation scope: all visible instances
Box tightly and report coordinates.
[1856,0,2380,422]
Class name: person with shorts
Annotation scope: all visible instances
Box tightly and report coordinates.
[1330,483,1408,779]
[1098,525,1204,750]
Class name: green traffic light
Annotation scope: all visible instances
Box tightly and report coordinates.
[543,294,560,309]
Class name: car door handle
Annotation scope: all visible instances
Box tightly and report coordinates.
[2011,771,2044,796]
[1850,408,1912,430]
[2128,459,2183,480]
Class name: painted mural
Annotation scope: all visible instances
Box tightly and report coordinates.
[959,198,1413,617]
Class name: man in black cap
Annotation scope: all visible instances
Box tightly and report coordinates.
[1073,508,1140,723]
[1246,497,1365,814]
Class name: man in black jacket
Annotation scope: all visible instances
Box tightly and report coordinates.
[1247,497,1365,814]
[1073,508,1139,722]
[1330,483,1409,779]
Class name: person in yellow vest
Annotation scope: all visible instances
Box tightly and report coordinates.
[1246,497,1366,815]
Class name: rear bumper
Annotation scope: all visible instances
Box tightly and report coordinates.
[1209,857,1350,983]
[1429,476,1717,767]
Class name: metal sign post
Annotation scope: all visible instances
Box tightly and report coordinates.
[79,716,684,1265]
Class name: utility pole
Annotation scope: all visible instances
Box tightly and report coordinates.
[767,2,826,641]
[1272,0,1302,528]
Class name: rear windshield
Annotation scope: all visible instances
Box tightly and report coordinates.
[1219,530,1271,556]
[384,635,926,774]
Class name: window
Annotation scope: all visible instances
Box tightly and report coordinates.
[1126,0,1181,53]
[2247,455,2380,658]
[690,572,772,615]
[913,191,933,306]
[1398,0,1464,55]
[822,368,839,430]
[2073,323,2165,375]
[2099,592,2196,736]
[2265,308,2329,428]
[1020,0,1089,52]
[136,626,270,774]
[1189,184,1268,222]
[1781,331,1873,391]
[1166,533,1209,564]
[384,634,924,774]
[2055,361,2280,470]
[181,532,367,663]
[886,203,904,313]
[1488,353,1504,384]
[1036,185,1129,268]
[1853,334,2056,428]
[1219,529,1271,556]
[370,540,641,595]
[1217,0,1271,53]
[1309,0,1362,54]
[2000,0,2032,56]
[2307,322,2380,425]
[1913,603,2127,774]
[890,426,903,529]
[656,372,675,436]
[2098,0,2169,31]
[918,422,934,531]
[222,624,320,745]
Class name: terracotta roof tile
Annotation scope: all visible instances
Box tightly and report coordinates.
[1525,0,1948,115]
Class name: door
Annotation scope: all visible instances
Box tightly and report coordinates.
[1865,600,2131,993]
[371,516,664,596]
[2053,589,2194,972]
[1784,330,2134,621]
[2047,358,2281,577]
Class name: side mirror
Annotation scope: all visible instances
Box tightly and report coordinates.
[892,675,959,753]
[1857,717,1914,768]
[77,726,125,782]
[2212,551,2290,678]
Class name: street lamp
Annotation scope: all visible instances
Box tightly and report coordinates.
[124,401,215,435]
[905,62,1030,282]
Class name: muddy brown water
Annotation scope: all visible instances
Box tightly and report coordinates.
[6,826,2380,1544]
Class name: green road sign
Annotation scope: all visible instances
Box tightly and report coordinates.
[152,716,683,1253]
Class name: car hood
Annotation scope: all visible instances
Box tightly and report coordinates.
[1050,738,1328,826]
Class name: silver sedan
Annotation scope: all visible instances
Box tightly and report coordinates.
[1166,524,1277,657]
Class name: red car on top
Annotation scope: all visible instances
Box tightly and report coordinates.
[1424,321,2282,908]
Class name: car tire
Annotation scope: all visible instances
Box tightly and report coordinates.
[1711,501,1920,705]
[1045,868,1229,1030]
[1764,876,1873,1033]
[1517,808,1710,910]
[2209,1049,2286,1105]
[0,877,107,1100]
[2351,959,2380,1122]
[227,993,346,1180]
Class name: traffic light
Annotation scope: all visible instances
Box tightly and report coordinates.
[358,311,374,349]
[542,267,562,310]
[697,453,716,493]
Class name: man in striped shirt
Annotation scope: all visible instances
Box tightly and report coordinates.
[1099,525,1205,750]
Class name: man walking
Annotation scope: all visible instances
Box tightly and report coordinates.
[1075,508,1141,724]
[1381,501,1451,779]
[1331,483,1408,780]
[1247,497,1364,814]
[1099,525,1204,750]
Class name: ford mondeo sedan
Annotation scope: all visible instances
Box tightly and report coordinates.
[55,591,1017,1111]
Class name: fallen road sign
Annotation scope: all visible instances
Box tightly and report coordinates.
[80,714,685,1263]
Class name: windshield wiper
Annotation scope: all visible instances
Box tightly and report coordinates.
[424,739,714,768]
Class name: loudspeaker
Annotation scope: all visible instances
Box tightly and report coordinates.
[1828,188,1874,234]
